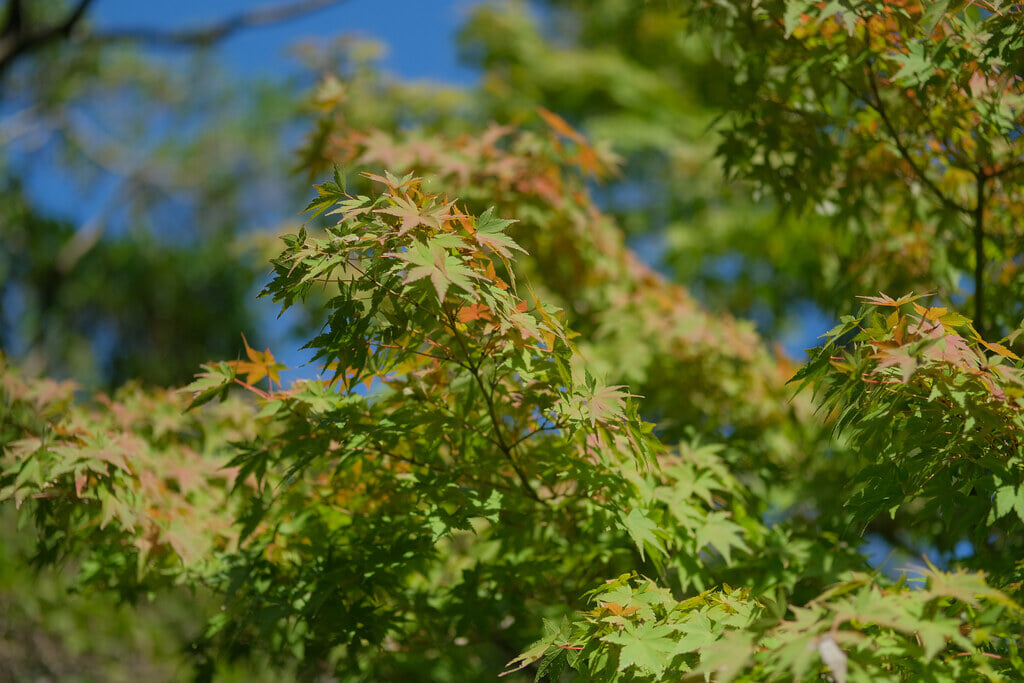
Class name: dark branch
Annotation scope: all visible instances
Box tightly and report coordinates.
[862,63,972,215]
[1,0,24,38]
[445,309,546,505]
[0,0,94,80]
[82,0,346,48]
[988,158,1024,181]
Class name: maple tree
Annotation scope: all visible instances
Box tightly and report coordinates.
[3,1,1024,681]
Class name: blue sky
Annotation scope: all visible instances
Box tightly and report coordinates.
[91,0,479,84]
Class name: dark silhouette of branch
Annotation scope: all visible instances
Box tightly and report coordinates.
[82,0,346,48]
[1,0,24,38]
[0,0,94,80]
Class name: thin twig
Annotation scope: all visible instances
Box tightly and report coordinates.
[973,171,987,336]
[83,0,345,48]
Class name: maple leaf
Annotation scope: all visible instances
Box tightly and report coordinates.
[537,106,587,145]
[857,291,933,307]
[601,622,678,676]
[694,512,749,565]
[361,169,419,195]
[227,333,286,387]
[301,177,347,218]
[586,383,629,426]
[184,361,235,408]
[619,508,667,560]
[376,195,459,236]
[601,601,642,618]
[474,207,526,259]
[456,302,493,323]
[390,239,481,303]
[978,337,1021,361]
[873,347,919,383]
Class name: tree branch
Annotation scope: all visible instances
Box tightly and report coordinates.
[1,0,24,39]
[445,309,546,505]
[863,63,972,215]
[82,0,346,48]
[973,171,987,337]
[0,0,94,80]
[988,158,1024,181]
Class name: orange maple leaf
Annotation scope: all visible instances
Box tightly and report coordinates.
[537,107,586,144]
[227,333,285,387]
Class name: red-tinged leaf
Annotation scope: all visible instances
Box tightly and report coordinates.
[858,291,933,307]
[457,302,492,323]
[571,143,615,179]
[481,261,510,290]
[537,106,586,144]
[377,195,458,236]
[601,602,642,617]
[361,169,419,194]
[873,348,918,383]
[525,287,567,350]
[453,203,475,234]
[163,520,203,565]
[587,384,629,426]
[979,338,1021,361]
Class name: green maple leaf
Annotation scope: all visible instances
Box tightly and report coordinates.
[695,512,749,565]
[672,612,716,655]
[602,622,677,675]
[619,508,667,560]
[392,238,480,303]
[474,206,525,258]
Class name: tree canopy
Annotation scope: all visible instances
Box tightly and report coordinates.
[2,1,1024,681]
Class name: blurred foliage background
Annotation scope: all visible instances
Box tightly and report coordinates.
[0,0,845,397]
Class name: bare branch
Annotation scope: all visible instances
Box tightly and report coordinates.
[83,0,347,48]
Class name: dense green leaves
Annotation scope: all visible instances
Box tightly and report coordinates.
[684,0,1024,336]
[792,296,1024,566]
